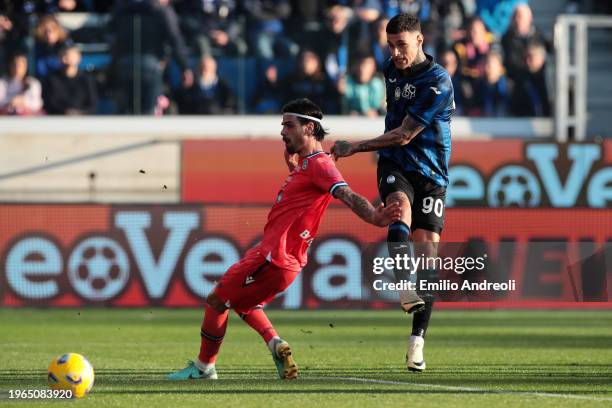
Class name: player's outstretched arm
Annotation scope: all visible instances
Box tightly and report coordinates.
[333,185,401,227]
[331,114,425,160]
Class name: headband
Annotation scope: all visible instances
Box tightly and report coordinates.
[284,112,323,124]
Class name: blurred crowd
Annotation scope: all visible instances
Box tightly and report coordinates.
[0,0,609,116]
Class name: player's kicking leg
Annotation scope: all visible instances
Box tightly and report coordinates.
[383,190,425,314]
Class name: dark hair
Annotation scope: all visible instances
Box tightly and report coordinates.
[281,98,328,141]
[386,13,421,34]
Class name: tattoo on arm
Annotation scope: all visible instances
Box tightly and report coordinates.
[398,114,425,144]
[333,186,376,224]
[352,114,425,153]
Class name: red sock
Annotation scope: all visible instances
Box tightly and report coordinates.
[198,304,229,365]
[240,307,278,343]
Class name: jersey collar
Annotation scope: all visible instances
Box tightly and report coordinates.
[401,54,433,78]
[303,151,325,159]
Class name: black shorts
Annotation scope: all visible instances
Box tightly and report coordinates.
[377,158,446,234]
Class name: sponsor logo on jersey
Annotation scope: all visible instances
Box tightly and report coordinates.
[403,83,416,99]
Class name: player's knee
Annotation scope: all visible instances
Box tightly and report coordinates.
[206,292,228,312]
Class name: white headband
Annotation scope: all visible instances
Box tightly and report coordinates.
[284,112,323,123]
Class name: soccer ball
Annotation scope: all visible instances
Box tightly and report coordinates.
[47,353,94,398]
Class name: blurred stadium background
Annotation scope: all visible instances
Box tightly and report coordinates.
[0,1,611,406]
[0,0,609,309]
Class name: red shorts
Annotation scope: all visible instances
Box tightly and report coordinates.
[213,246,299,314]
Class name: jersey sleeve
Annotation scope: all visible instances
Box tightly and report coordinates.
[312,156,348,195]
[406,74,453,126]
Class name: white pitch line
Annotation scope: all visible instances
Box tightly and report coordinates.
[327,376,612,402]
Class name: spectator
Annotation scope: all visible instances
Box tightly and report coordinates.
[43,0,93,12]
[0,52,43,115]
[285,0,329,53]
[252,63,283,113]
[339,55,384,117]
[344,0,383,59]
[244,0,298,59]
[0,3,31,76]
[173,0,247,57]
[383,0,430,21]
[321,4,352,82]
[439,48,470,115]
[109,0,193,114]
[511,41,552,117]
[434,0,469,50]
[34,14,70,78]
[43,44,97,115]
[472,50,513,116]
[501,3,550,80]
[370,16,390,71]
[176,55,236,114]
[283,49,340,114]
[476,0,525,38]
[453,16,494,83]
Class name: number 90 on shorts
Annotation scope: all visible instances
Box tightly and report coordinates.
[421,197,444,217]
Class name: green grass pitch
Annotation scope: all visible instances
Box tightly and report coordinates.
[1,309,611,407]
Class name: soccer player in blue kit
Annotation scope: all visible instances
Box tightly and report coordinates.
[332,13,454,372]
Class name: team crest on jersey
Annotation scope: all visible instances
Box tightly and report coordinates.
[302,159,308,170]
[394,86,401,100]
[402,83,416,99]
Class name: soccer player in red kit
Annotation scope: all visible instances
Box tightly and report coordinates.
[168,98,401,381]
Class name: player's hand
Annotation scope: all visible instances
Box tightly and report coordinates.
[284,149,299,172]
[331,140,356,161]
[372,201,402,227]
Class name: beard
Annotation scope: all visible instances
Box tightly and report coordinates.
[285,143,296,154]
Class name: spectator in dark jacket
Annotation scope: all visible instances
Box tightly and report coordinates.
[511,41,552,117]
[109,0,193,114]
[282,49,340,114]
[472,50,513,116]
[34,14,70,78]
[244,0,298,59]
[501,3,550,80]
[439,48,470,116]
[173,0,247,57]
[43,44,97,115]
[252,63,283,114]
[176,55,236,114]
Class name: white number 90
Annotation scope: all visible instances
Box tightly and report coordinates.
[422,197,444,217]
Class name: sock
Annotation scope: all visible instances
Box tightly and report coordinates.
[266,336,281,355]
[411,297,434,337]
[412,268,438,337]
[239,306,279,344]
[387,221,413,282]
[198,303,229,365]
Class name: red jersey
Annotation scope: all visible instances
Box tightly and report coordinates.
[259,151,347,271]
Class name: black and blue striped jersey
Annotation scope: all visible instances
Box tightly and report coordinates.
[379,54,454,187]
